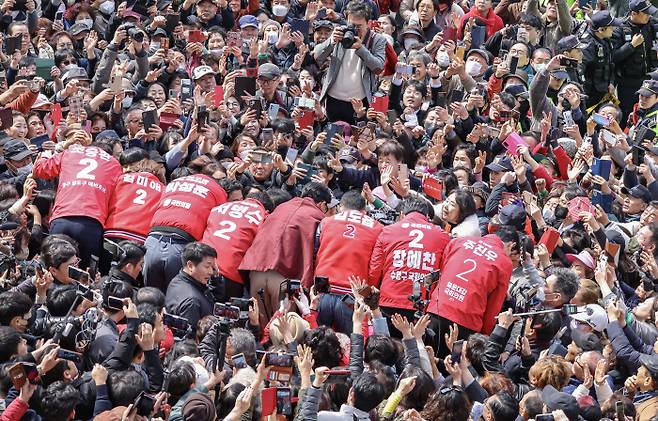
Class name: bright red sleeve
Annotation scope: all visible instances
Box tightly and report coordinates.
[32,152,64,180]
[553,146,572,180]
[368,234,385,287]
[487,74,503,100]
[303,311,318,329]
[532,164,554,190]
[0,397,29,421]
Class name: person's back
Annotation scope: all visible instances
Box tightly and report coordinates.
[105,171,164,243]
[428,232,514,335]
[316,191,383,290]
[369,198,449,315]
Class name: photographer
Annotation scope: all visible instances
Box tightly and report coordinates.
[313,0,387,124]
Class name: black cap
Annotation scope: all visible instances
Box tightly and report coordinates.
[556,35,584,53]
[3,139,33,161]
[496,204,526,230]
[69,22,91,36]
[541,385,580,421]
[621,185,653,203]
[591,10,622,29]
[638,79,658,97]
[486,156,513,172]
[639,354,658,377]
[96,130,120,143]
[313,20,333,30]
[630,0,657,14]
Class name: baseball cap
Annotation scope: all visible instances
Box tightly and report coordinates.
[152,28,168,38]
[464,181,491,203]
[504,84,529,99]
[496,204,526,230]
[61,66,90,85]
[541,385,580,421]
[556,35,584,53]
[639,354,658,377]
[466,48,491,65]
[630,0,658,14]
[96,130,120,143]
[31,94,52,110]
[571,328,603,351]
[502,70,529,87]
[193,65,215,80]
[485,156,513,172]
[258,63,282,80]
[566,250,595,270]
[638,79,658,97]
[338,147,359,164]
[69,22,91,36]
[3,139,33,161]
[621,184,653,204]
[591,10,622,29]
[313,20,334,30]
[239,15,258,29]
[570,304,608,332]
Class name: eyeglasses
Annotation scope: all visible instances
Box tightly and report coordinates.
[61,59,76,66]
[128,119,144,125]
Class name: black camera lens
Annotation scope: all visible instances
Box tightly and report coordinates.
[341,25,357,49]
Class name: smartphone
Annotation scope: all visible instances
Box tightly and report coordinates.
[231,353,249,369]
[252,150,273,164]
[600,129,617,146]
[632,145,646,166]
[341,293,355,309]
[57,348,82,363]
[297,163,317,184]
[276,387,292,416]
[76,282,95,302]
[162,313,190,331]
[143,109,158,133]
[180,79,193,103]
[111,73,123,93]
[535,415,554,421]
[387,109,398,125]
[55,11,64,22]
[592,113,610,127]
[562,110,574,127]
[509,56,519,74]
[314,276,330,294]
[285,147,298,163]
[30,134,49,151]
[196,106,209,130]
[615,401,625,421]
[284,279,301,298]
[398,163,409,180]
[451,339,464,364]
[455,45,465,60]
[262,388,276,416]
[325,123,344,144]
[188,30,205,43]
[249,97,263,119]
[451,89,465,103]
[268,103,280,120]
[261,128,274,144]
[106,296,126,311]
[8,364,27,389]
[559,56,577,67]
[134,391,155,417]
[68,266,90,283]
[563,304,578,315]
[227,31,241,48]
[326,369,351,384]
[266,352,294,367]
[161,38,170,49]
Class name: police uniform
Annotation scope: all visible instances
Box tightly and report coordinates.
[612,0,658,122]
[628,79,658,143]
[580,11,623,107]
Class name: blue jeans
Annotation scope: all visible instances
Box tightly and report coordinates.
[317,293,354,335]
[142,233,189,292]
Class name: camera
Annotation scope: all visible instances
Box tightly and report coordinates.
[340,24,358,49]
[121,23,144,43]
[368,208,399,225]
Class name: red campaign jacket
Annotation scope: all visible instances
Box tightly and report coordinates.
[201,199,268,284]
[105,172,164,241]
[33,145,122,225]
[315,210,383,290]
[239,197,324,288]
[149,174,227,240]
[427,235,513,334]
[369,212,450,311]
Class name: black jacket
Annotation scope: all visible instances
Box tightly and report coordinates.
[165,271,214,329]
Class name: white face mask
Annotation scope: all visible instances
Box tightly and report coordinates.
[78,18,93,28]
[272,4,289,16]
[267,32,279,44]
[99,1,115,15]
[437,51,450,67]
[404,38,420,51]
[465,60,482,76]
[534,63,546,73]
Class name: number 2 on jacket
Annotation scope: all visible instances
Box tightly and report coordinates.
[214,221,237,240]
[456,259,477,282]
[409,230,424,248]
[76,158,98,180]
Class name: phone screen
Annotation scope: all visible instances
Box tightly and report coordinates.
[276,388,292,416]
[451,340,464,364]
[314,276,330,294]
[232,353,249,369]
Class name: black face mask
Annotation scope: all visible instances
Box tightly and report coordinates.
[554,205,568,220]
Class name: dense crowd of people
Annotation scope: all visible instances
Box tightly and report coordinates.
[1,0,658,419]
